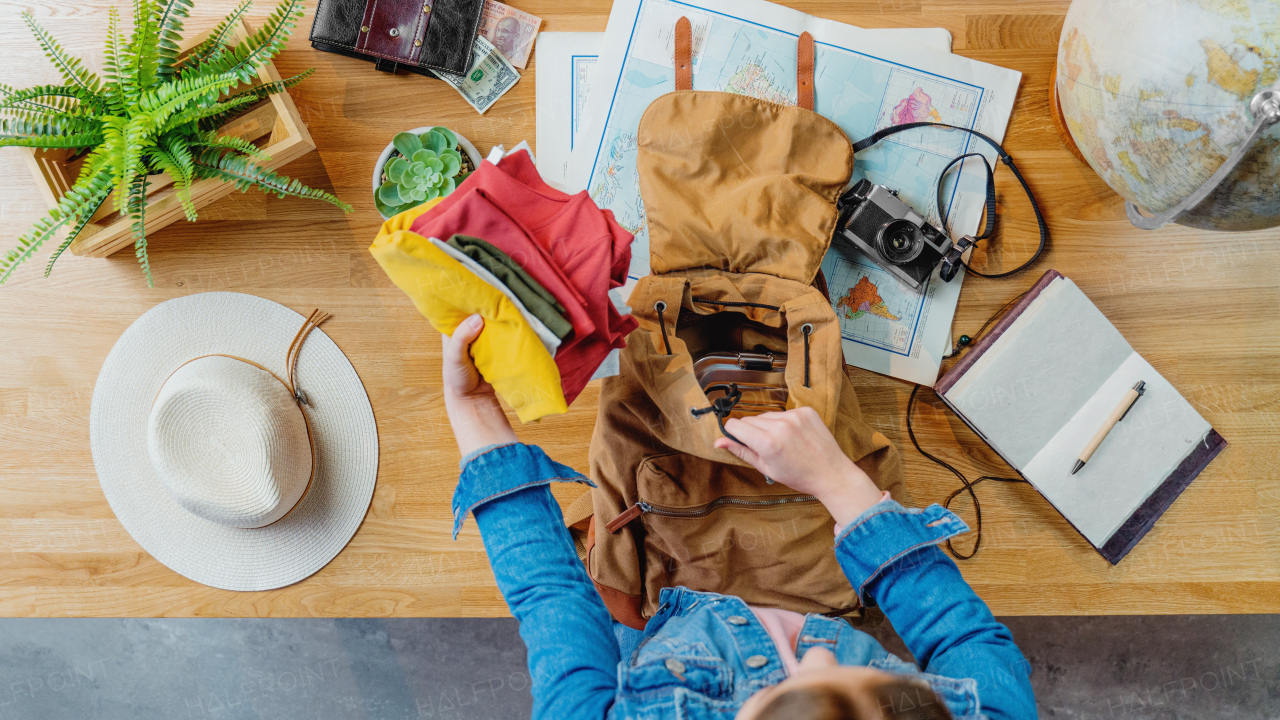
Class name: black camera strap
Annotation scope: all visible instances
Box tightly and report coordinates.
[847,124,1048,560]
[848,122,1048,280]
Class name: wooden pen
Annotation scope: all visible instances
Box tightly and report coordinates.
[1071,380,1146,475]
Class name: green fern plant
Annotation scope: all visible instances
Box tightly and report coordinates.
[0,0,352,286]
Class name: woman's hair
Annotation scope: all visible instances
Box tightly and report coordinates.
[755,678,954,720]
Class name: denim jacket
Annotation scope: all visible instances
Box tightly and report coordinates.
[453,443,1036,720]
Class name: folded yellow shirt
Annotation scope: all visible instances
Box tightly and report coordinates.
[369,200,567,423]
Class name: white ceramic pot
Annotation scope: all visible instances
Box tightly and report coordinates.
[372,127,483,219]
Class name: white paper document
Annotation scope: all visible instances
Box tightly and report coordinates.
[535,27,952,191]
[535,32,605,191]
[552,0,1022,384]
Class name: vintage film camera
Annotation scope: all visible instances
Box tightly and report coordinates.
[836,179,969,291]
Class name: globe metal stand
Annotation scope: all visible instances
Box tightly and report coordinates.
[1125,84,1280,230]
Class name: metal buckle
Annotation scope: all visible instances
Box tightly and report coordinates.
[736,352,774,371]
[1126,83,1280,230]
[939,235,976,282]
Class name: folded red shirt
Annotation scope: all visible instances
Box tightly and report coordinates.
[492,151,636,339]
[411,187,597,345]
[414,153,636,404]
[495,151,635,329]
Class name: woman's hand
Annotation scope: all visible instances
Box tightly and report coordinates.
[442,314,517,458]
[715,407,886,526]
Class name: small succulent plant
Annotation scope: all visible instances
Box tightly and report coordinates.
[376,128,470,217]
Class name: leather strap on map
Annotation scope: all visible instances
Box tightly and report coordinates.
[797,31,814,110]
[674,16,693,90]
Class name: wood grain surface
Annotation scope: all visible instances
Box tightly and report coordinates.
[2,0,1278,617]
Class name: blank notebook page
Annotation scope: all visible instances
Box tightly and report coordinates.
[942,276,1213,549]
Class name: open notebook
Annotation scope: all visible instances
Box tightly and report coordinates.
[935,270,1227,564]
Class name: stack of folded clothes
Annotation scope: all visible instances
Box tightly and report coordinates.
[370,149,636,423]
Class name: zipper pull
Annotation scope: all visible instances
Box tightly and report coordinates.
[605,502,648,533]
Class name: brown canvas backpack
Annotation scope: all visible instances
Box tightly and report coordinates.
[572,19,906,630]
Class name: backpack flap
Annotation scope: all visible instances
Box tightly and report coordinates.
[636,91,855,284]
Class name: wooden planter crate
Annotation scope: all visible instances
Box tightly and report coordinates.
[21,18,316,259]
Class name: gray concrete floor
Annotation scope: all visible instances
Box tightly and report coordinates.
[0,616,1276,719]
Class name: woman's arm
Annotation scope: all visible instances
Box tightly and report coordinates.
[444,316,619,720]
[719,410,1035,720]
[834,503,1035,720]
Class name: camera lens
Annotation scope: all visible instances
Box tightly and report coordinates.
[876,219,924,265]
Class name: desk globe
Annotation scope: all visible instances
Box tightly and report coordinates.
[1054,0,1280,231]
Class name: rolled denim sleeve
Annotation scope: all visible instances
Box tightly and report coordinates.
[453,443,619,720]
[452,441,594,538]
[834,500,1036,720]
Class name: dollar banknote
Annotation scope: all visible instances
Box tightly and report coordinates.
[477,0,542,69]
[437,35,521,114]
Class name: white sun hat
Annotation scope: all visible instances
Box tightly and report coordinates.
[90,292,379,591]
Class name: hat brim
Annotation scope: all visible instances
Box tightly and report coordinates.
[91,292,379,591]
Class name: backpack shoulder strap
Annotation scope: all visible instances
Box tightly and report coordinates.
[564,489,594,563]
[564,488,594,531]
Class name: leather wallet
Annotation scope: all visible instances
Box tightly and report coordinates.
[309,0,484,77]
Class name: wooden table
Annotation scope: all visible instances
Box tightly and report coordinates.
[2,0,1277,617]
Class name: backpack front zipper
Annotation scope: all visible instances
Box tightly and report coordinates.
[605,495,819,533]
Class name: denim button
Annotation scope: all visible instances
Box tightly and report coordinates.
[746,655,768,668]
[665,658,686,675]
[727,615,749,625]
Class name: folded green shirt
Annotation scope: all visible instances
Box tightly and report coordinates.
[447,235,573,340]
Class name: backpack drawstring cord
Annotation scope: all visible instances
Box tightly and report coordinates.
[654,301,673,355]
[801,323,812,388]
[691,383,744,444]
[692,385,774,483]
